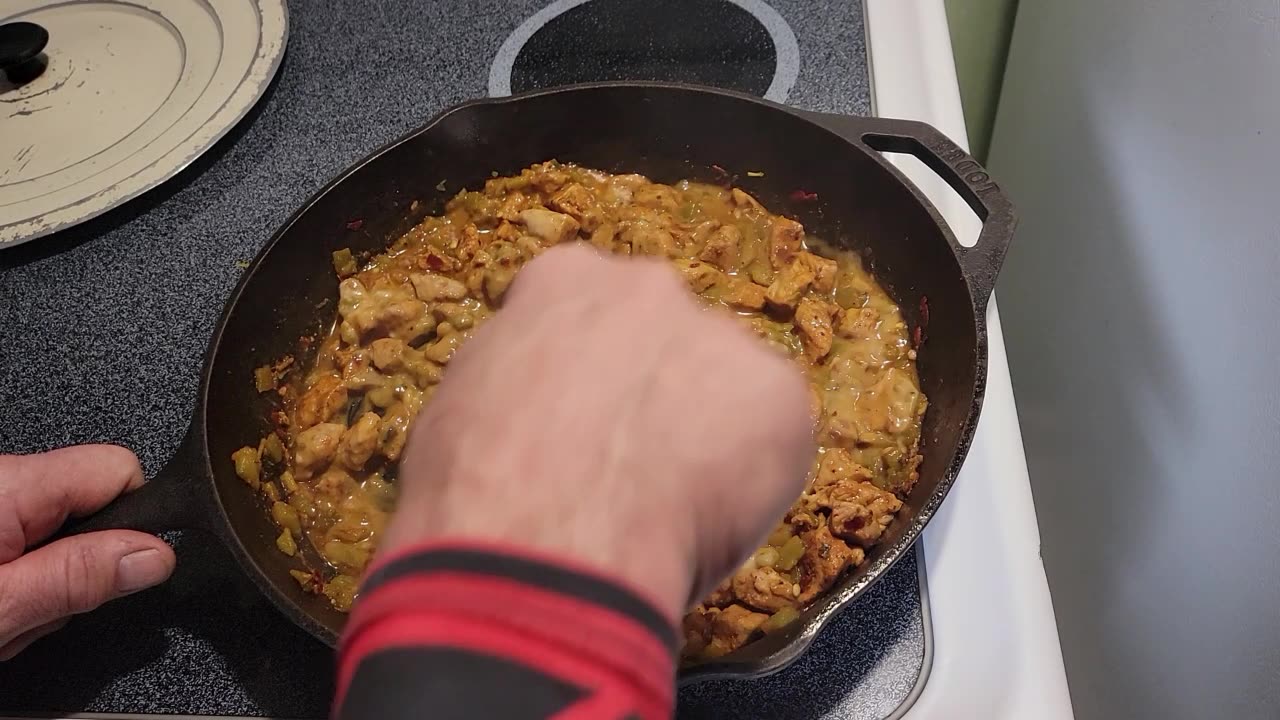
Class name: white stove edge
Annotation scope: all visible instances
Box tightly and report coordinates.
[864,1,1073,719]
[1,4,1072,719]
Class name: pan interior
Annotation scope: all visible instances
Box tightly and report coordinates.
[201,85,980,655]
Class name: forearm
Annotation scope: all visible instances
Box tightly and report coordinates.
[334,542,678,720]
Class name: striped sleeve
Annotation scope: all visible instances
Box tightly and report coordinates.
[333,542,678,720]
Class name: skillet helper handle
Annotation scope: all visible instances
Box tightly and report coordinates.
[854,117,1016,311]
[55,427,203,538]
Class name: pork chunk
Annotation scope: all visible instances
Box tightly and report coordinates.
[337,412,381,470]
[765,259,816,311]
[796,525,864,604]
[624,223,678,257]
[837,307,881,340]
[722,277,767,311]
[295,422,346,479]
[706,604,770,658]
[698,224,742,271]
[733,565,800,613]
[797,251,838,293]
[295,374,348,430]
[813,447,873,490]
[519,208,580,245]
[673,259,724,294]
[825,481,903,548]
[769,217,805,269]
[793,297,838,361]
[549,183,603,231]
[410,272,468,301]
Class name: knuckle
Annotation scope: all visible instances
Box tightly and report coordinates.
[59,543,105,615]
[0,494,25,562]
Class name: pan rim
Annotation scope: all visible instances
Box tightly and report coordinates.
[197,80,992,679]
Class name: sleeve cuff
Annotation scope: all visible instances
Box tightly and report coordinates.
[336,540,679,718]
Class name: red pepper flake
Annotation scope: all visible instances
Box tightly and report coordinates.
[919,296,930,328]
[913,325,924,348]
[790,189,819,202]
[425,253,446,271]
[345,219,365,231]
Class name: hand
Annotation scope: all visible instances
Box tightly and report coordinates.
[0,445,176,660]
[381,245,814,622]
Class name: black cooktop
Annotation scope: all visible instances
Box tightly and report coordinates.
[0,1,927,718]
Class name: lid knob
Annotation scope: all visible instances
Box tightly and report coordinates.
[0,21,50,85]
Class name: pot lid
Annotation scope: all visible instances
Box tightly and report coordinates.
[0,0,288,249]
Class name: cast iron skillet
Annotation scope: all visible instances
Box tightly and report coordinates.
[68,82,1014,682]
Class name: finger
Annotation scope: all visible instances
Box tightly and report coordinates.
[0,530,174,646]
[0,445,145,558]
[0,618,67,662]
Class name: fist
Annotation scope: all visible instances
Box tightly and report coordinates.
[0,445,175,659]
[382,245,814,621]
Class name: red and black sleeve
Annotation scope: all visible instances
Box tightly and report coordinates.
[333,542,678,720]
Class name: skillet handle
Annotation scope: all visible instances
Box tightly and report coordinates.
[858,118,1015,310]
[804,113,1016,312]
[55,426,206,538]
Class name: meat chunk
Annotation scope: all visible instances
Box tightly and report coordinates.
[733,564,800,613]
[315,466,356,498]
[589,222,622,254]
[813,447,873,490]
[793,297,837,361]
[673,259,723,294]
[764,259,815,311]
[624,223,678,258]
[698,224,742,271]
[409,272,468,301]
[796,526,864,603]
[514,234,547,260]
[706,604,770,658]
[295,374,348,430]
[827,481,902,548]
[337,412,381,470]
[837,306,881,340]
[477,241,526,304]
[294,422,346,479]
[456,224,482,262]
[524,162,571,193]
[769,217,805,269]
[682,608,715,656]
[797,251,838,294]
[495,193,534,222]
[339,348,383,393]
[549,183,603,231]
[722,277,767,311]
[339,280,434,344]
[633,184,681,212]
[493,220,522,244]
[369,337,407,372]
[519,208,580,245]
[704,578,736,608]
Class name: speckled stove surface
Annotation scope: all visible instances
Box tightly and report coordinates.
[0,1,928,717]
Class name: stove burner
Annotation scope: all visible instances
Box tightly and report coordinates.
[490,0,799,102]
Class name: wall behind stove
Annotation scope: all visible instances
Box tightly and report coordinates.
[989,1,1280,719]
[944,0,1018,161]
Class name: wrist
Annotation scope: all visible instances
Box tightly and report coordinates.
[380,490,693,626]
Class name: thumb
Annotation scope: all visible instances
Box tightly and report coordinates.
[0,531,175,646]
